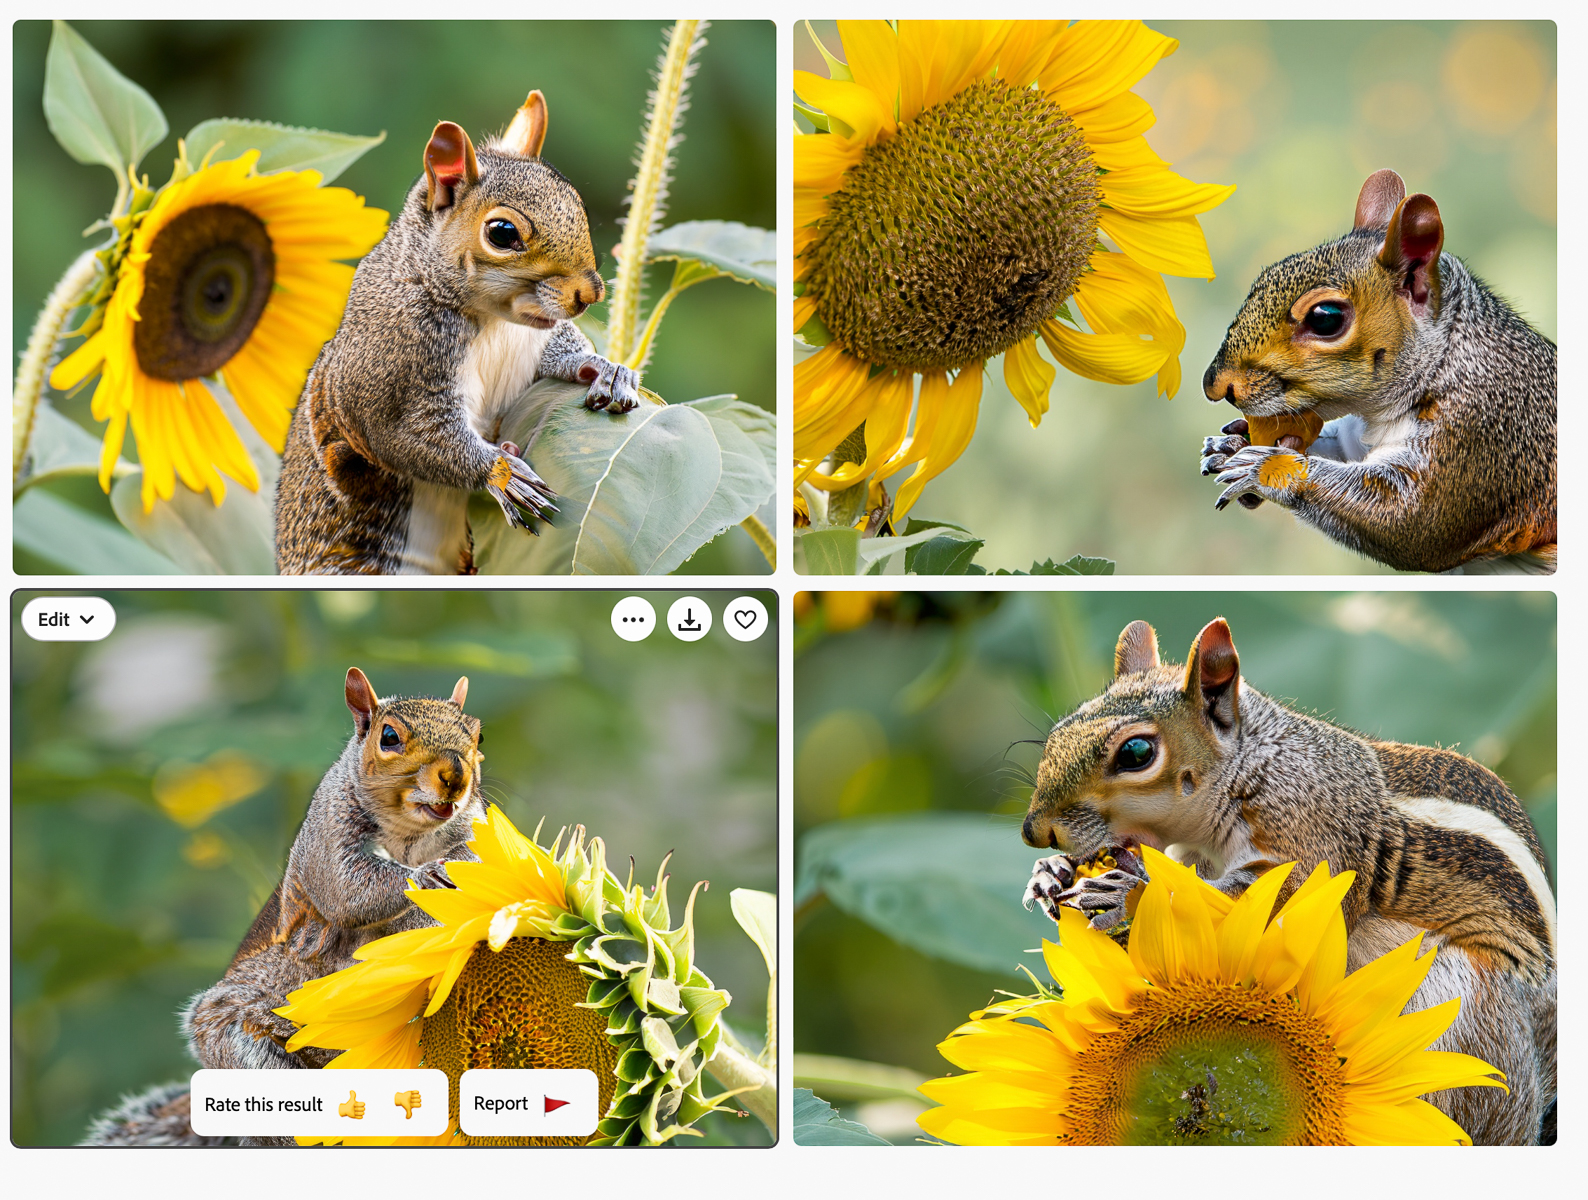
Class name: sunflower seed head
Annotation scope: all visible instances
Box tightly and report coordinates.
[805,79,1099,371]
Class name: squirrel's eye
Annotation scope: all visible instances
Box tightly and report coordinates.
[1303,302,1347,337]
[484,218,524,252]
[1115,737,1155,772]
[380,724,400,750]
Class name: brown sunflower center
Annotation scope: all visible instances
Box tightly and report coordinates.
[1058,982,1348,1146]
[134,203,275,380]
[420,937,619,1146]
[804,78,1099,371]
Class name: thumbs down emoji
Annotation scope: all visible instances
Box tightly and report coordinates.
[338,1090,366,1119]
[394,1090,423,1120]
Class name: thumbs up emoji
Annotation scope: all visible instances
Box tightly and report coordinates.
[394,1090,423,1120]
[338,1090,366,1119]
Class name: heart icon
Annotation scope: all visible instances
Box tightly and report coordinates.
[733,609,756,629]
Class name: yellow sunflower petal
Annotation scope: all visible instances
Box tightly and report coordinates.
[1002,335,1056,426]
[49,331,107,391]
[1073,250,1187,397]
[806,368,914,490]
[97,409,128,493]
[1342,1050,1508,1106]
[793,293,819,335]
[996,21,1067,90]
[1071,89,1156,143]
[793,131,867,192]
[837,20,901,120]
[1042,20,1178,115]
[1341,998,1468,1085]
[1101,165,1238,218]
[1248,867,1356,995]
[793,345,876,465]
[1097,209,1217,279]
[889,363,983,522]
[1040,318,1170,385]
[897,21,1002,121]
[794,72,894,145]
[1214,863,1293,984]
[1340,1097,1474,1147]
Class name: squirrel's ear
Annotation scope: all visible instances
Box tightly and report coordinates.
[1379,194,1444,310]
[1183,619,1240,732]
[499,90,549,158]
[1353,169,1406,230]
[1114,620,1161,678]
[449,676,469,708]
[425,121,480,211]
[345,668,377,737]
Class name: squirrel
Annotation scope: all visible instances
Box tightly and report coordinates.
[274,90,641,574]
[182,667,487,1077]
[1021,618,1556,1146]
[1197,169,1556,574]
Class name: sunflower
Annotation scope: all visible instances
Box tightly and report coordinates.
[49,151,387,512]
[276,806,741,1147]
[794,20,1234,523]
[917,847,1507,1145]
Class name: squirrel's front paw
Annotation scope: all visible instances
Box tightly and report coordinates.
[578,356,640,414]
[486,443,558,532]
[1200,418,1251,477]
[1212,444,1307,512]
[412,860,457,890]
[1024,853,1080,923]
[1056,848,1149,933]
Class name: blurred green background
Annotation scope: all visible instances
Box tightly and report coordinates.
[11,589,777,1147]
[792,590,1555,1140]
[13,20,775,575]
[795,21,1555,574]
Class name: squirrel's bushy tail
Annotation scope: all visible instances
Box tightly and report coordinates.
[80,1081,240,1147]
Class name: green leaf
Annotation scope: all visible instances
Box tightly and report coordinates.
[43,21,168,177]
[110,471,275,575]
[792,1089,889,1146]
[795,527,859,574]
[646,221,775,290]
[473,380,775,575]
[1028,554,1115,576]
[182,119,385,184]
[795,814,1057,974]
[855,526,955,574]
[13,488,179,574]
[730,889,776,982]
[14,403,128,493]
[902,518,986,575]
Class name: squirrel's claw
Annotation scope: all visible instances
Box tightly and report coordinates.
[412,860,457,890]
[1201,432,1249,476]
[1025,853,1079,923]
[487,448,558,532]
[579,355,641,414]
[1212,444,1296,511]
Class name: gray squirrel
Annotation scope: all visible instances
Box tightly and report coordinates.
[84,668,488,1146]
[1199,169,1556,574]
[274,91,639,574]
[1023,618,1556,1145]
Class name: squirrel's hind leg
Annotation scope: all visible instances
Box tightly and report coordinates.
[182,949,331,1071]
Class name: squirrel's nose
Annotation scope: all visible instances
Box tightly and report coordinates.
[1203,364,1244,405]
[434,752,469,800]
[1022,810,1056,849]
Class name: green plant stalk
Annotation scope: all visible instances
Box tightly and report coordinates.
[740,513,776,569]
[707,1031,777,1133]
[13,248,99,483]
[607,19,703,366]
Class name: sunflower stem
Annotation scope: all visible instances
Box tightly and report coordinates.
[707,1036,777,1134]
[739,513,776,569]
[12,248,100,483]
[607,19,706,367]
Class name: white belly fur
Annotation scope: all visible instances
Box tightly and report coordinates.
[396,319,553,574]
